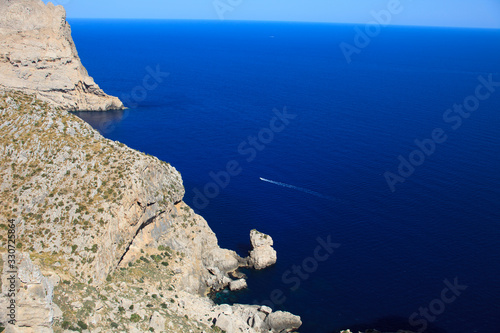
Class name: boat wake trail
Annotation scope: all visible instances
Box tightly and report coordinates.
[259,177,338,202]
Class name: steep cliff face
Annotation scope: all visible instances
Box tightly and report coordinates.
[0,92,302,332]
[0,0,124,111]
[0,91,187,287]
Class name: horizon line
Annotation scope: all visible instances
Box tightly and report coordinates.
[65,17,500,30]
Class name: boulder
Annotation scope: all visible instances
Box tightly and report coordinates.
[149,311,166,332]
[229,278,247,291]
[214,313,235,332]
[248,230,277,270]
[265,311,302,333]
[203,248,240,273]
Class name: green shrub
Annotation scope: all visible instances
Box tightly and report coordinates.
[130,314,141,323]
[211,325,226,333]
[151,254,161,262]
[77,321,88,330]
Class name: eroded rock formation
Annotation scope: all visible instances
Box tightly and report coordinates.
[0,0,124,111]
[249,229,277,270]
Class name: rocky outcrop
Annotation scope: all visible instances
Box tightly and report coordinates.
[0,0,124,111]
[249,229,277,270]
[229,278,247,291]
[149,312,166,332]
[212,305,302,333]
[266,311,303,333]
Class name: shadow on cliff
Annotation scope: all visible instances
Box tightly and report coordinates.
[72,109,127,135]
[331,315,448,333]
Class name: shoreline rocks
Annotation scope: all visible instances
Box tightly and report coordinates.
[202,229,278,294]
[248,229,277,270]
[229,278,247,291]
[212,304,302,333]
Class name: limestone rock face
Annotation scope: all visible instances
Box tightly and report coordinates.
[203,248,240,273]
[249,230,277,270]
[229,278,247,291]
[211,304,302,333]
[149,311,166,332]
[0,93,184,286]
[0,0,124,111]
[265,311,303,333]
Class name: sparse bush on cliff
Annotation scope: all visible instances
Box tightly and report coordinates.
[77,321,88,330]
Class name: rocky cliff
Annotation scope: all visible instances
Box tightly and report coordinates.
[0,92,301,332]
[0,1,303,331]
[0,0,124,111]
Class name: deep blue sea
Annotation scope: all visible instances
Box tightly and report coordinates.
[71,19,500,333]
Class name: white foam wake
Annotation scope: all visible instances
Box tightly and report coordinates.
[259,177,337,201]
